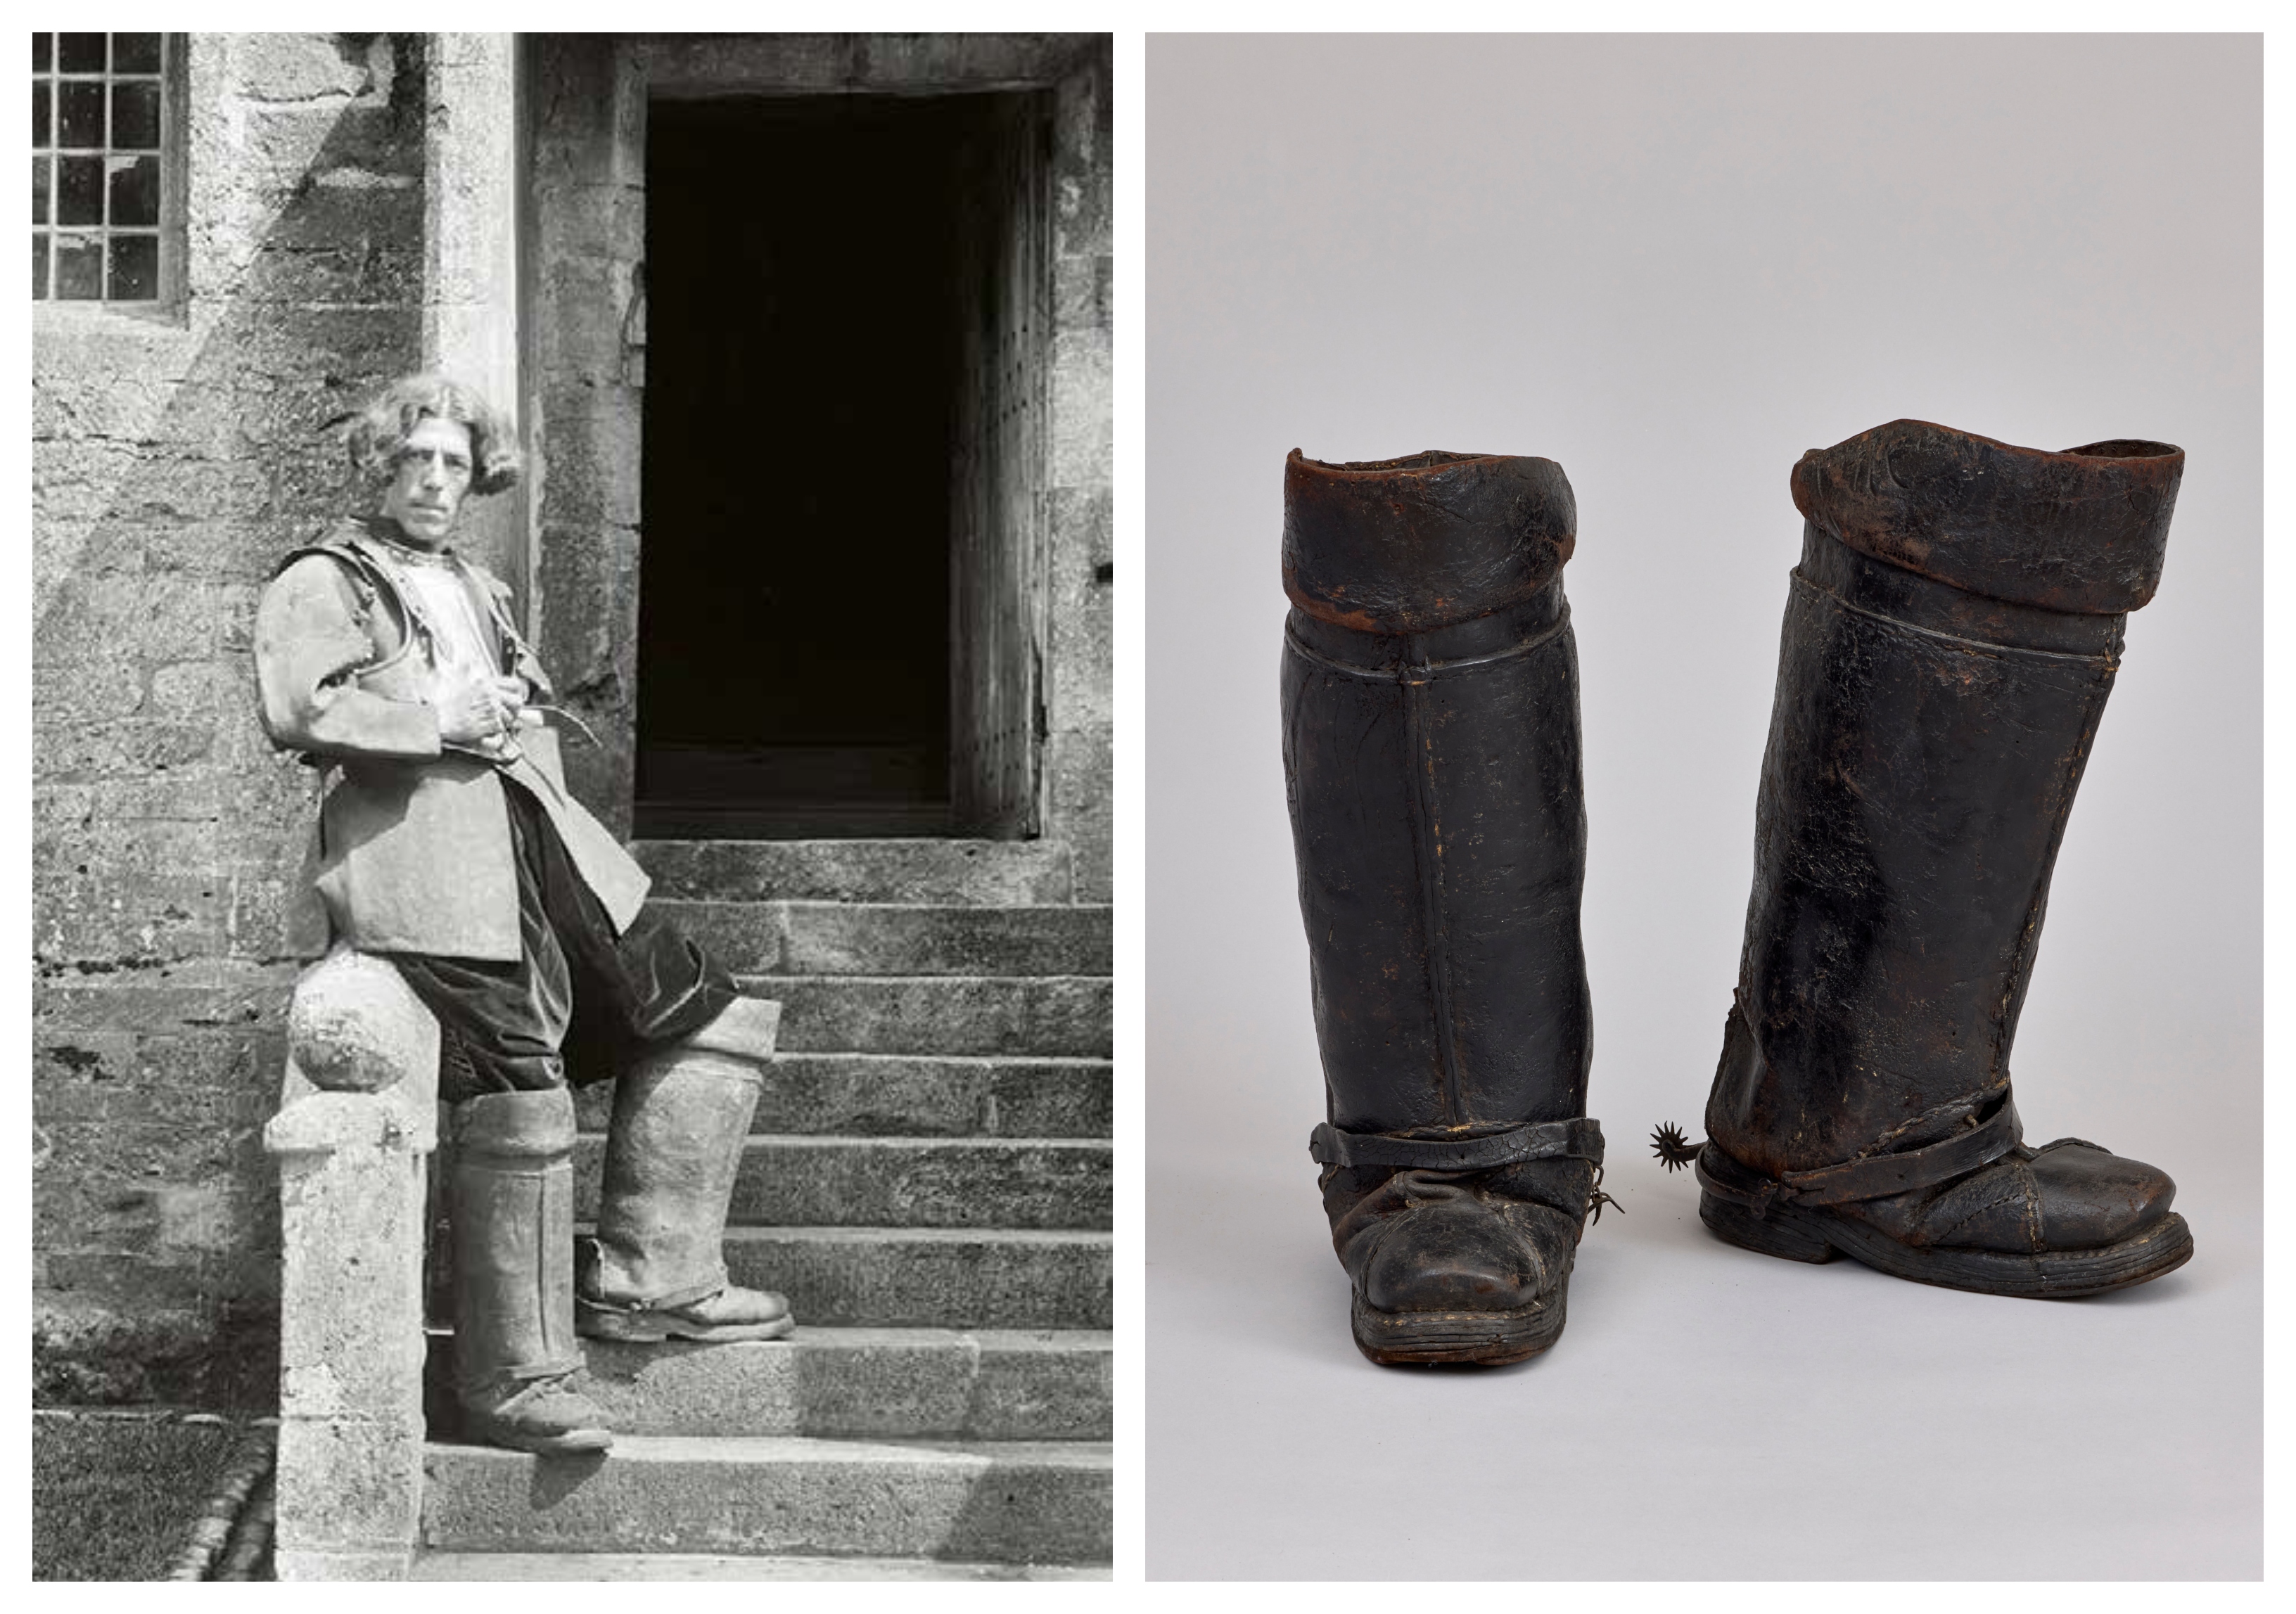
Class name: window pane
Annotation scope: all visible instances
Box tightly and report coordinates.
[112,34,161,74]
[33,155,48,224]
[53,232,100,297]
[56,33,103,73]
[58,81,103,148]
[110,80,160,150]
[54,154,99,225]
[32,33,50,72]
[32,231,48,299]
[106,153,155,226]
[108,233,156,300]
[32,81,49,149]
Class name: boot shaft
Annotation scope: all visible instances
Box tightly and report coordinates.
[1710,423,2185,1177]
[447,1088,581,1386]
[1281,449,1589,1134]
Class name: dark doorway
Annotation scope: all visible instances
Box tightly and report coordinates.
[637,94,999,838]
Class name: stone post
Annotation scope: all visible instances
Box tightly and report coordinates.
[423,31,527,599]
[262,949,440,1581]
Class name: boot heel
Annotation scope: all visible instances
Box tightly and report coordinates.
[1699,1191,1835,1263]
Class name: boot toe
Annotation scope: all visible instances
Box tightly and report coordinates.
[1359,1198,1548,1314]
[1920,1142,2176,1254]
[2030,1143,2176,1250]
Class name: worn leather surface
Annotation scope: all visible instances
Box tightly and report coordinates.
[1704,422,2185,1254]
[1282,449,1597,1319]
[1283,449,1576,633]
[580,1024,791,1335]
[447,1088,611,1449]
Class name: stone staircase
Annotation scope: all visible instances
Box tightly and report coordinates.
[409,840,1112,1580]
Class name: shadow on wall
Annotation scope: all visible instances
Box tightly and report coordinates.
[32,32,430,1406]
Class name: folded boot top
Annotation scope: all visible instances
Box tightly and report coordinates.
[1283,449,1577,634]
[1791,420,2184,615]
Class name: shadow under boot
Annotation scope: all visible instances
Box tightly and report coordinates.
[1676,421,2194,1299]
[447,1087,613,1454]
[576,997,795,1343]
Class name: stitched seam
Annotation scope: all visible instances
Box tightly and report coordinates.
[1401,660,1464,1125]
[1282,604,1571,681]
[1853,1080,2008,1160]
[1791,570,2118,666]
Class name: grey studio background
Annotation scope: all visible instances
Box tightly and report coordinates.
[1145,34,2261,1582]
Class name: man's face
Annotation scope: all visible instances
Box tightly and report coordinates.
[381,416,474,548]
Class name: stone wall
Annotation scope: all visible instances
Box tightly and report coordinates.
[525,34,649,835]
[32,33,429,1403]
[1044,41,1115,902]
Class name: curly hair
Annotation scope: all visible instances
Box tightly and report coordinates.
[340,373,522,497]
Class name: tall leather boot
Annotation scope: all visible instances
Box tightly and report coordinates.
[576,997,796,1342]
[1281,449,1607,1366]
[447,1088,613,1454]
[1680,420,2195,1297]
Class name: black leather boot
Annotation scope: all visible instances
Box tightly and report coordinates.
[1676,421,2194,1298]
[447,1088,613,1454]
[1281,449,1607,1366]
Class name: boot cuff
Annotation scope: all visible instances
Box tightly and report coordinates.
[1790,420,2183,614]
[1283,449,1576,633]
[452,1087,576,1155]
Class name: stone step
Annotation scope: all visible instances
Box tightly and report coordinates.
[582,1328,1110,1440]
[573,1135,1111,1230]
[746,975,1111,1058]
[651,901,1111,978]
[412,1552,1110,1580]
[715,1226,1111,1331]
[419,1436,1111,1565]
[427,1327,1110,1440]
[572,1054,1111,1139]
[634,840,1072,907]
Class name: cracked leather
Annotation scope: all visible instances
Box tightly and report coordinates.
[1281,449,1598,1328]
[1702,419,2184,1254]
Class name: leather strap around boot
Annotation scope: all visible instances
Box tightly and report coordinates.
[1310,1117,1605,1171]
[1699,1096,2023,1216]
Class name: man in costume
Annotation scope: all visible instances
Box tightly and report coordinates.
[254,374,791,1454]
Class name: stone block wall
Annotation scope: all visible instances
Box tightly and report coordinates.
[1045,40,1115,902]
[525,34,649,835]
[32,33,429,1403]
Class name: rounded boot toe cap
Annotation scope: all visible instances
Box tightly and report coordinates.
[1358,1199,1547,1314]
[2030,1143,2177,1250]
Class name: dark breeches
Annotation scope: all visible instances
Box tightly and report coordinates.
[391,785,738,1105]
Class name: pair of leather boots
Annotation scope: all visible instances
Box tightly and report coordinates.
[442,997,792,1453]
[1283,421,2196,1367]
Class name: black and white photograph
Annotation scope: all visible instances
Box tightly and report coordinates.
[30,30,1111,1580]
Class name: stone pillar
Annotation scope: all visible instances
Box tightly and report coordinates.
[263,949,440,1582]
[423,32,526,601]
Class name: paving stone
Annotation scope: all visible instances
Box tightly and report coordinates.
[410,1551,1109,1580]
[556,1328,1111,1440]
[419,1435,1111,1564]
[573,1054,1111,1138]
[634,840,1072,906]
[753,975,1111,1058]
[717,1226,1111,1331]
[572,1134,1111,1230]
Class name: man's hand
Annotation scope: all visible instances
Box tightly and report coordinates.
[437,675,539,747]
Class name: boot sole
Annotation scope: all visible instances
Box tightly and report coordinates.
[464,1418,613,1456]
[1350,1286,1568,1366]
[1697,1189,2194,1298]
[578,1307,797,1345]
